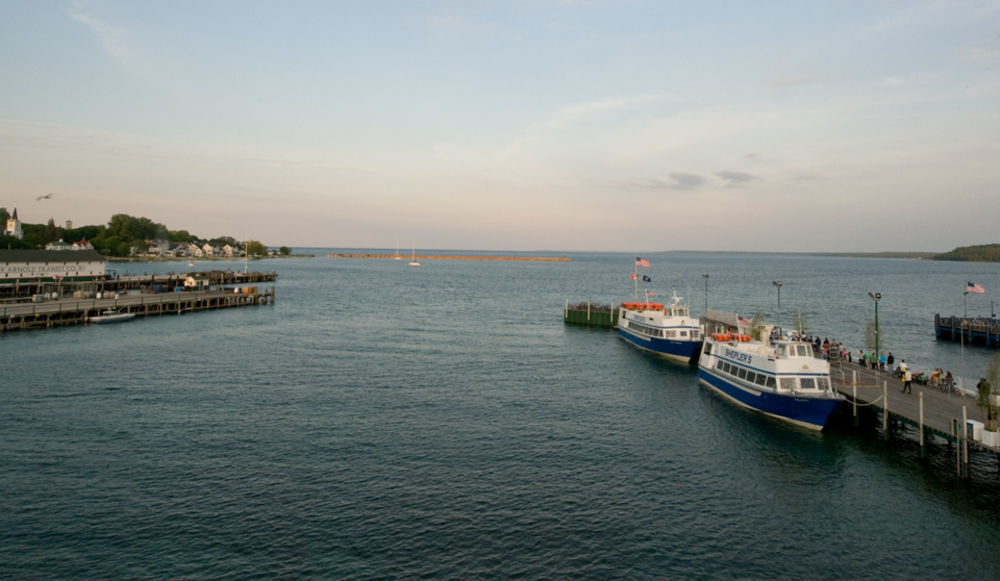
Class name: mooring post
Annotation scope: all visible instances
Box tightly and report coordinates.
[565,299,568,319]
[882,380,889,436]
[919,391,926,458]
[850,380,858,427]
[954,418,961,476]
[962,406,970,479]
[587,300,591,321]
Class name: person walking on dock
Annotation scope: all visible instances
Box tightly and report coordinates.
[902,368,913,394]
[887,352,895,371]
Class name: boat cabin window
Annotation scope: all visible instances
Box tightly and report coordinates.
[796,345,812,357]
[780,377,797,390]
[800,377,816,389]
[746,371,757,384]
[755,374,768,386]
[765,376,776,388]
[816,377,830,390]
[776,344,787,358]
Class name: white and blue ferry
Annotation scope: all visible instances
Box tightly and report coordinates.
[616,290,703,364]
[697,320,843,430]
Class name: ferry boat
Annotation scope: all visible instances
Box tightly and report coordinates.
[616,290,703,364]
[697,320,843,430]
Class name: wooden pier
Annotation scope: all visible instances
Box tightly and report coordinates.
[0,270,277,301]
[934,314,1000,348]
[564,301,618,329]
[831,361,993,478]
[0,287,275,333]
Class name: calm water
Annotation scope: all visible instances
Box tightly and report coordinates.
[4,251,1000,579]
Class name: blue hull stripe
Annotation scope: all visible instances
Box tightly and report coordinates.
[617,328,701,361]
[698,368,842,430]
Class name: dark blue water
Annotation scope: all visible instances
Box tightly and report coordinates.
[4,251,1000,579]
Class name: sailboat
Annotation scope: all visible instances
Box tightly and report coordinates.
[408,243,420,267]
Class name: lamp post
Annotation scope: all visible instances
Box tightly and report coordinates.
[772,281,782,324]
[868,292,881,360]
[702,273,709,314]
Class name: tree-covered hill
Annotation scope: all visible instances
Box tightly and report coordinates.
[933,244,1000,262]
[1,209,268,257]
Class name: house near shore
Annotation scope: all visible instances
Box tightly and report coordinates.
[0,249,106,284]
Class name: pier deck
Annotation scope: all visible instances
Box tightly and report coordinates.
[831,362,987,435]
[0,287,275,333]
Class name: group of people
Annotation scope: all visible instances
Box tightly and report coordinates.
[843,348,956,394]
[799,336,963,395]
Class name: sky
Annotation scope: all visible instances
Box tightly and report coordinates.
[1,0,999,252]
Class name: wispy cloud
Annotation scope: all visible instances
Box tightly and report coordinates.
[68,1,142,74]
[540,93,671,131]
[631,173,706,191]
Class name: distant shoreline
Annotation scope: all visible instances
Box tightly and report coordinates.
[112,254,314,263]
[327,253,570,262]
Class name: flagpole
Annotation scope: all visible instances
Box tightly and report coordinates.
[633,261,638,300]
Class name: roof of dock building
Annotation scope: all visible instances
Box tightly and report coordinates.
[0,249,107,263]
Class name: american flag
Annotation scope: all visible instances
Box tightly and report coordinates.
[635,256,650,268]
[645,290,655,297]
[967,281,986,294]
[630,273,637,280]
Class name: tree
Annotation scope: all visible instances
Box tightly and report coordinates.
[245,240,267,256]
[0,207,9,224]
[42,218,61,244]
[279,246,291,255]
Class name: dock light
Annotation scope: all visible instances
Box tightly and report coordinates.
[868,292,881,359]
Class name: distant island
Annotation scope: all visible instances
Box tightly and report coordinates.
[828,245,1000,262]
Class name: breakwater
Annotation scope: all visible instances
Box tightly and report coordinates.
[327,253,569,261]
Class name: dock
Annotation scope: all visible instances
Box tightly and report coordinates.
[0,287,275,333]
[830,361,994,478]
[564,301,618,328]
[934,314,1000,348]
[328,253,569,262]
[0,270,277,301]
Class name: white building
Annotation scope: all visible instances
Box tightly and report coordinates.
[3,208,23,239]
[0,249,106,283]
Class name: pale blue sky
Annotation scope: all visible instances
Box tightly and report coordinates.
[2,0,998,251]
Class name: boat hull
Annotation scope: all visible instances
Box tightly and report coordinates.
[617,326,701,364]
[697,367,842,430]
[89,313,135,324]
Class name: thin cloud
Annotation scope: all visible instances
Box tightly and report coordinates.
[668,172,706,189]
[716,171,755,186]
[768,75,816,88]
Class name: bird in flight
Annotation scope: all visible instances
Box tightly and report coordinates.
[36,193,54,201]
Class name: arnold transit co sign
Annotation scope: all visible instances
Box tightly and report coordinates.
[1,261,104,280]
